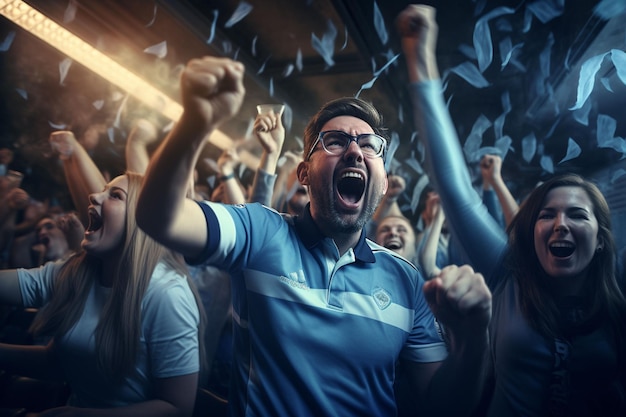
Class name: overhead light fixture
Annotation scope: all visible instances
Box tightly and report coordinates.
[0,0,258,167]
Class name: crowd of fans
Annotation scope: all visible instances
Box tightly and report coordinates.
[0,4,623,417]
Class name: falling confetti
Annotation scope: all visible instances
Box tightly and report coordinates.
[597,114,617,148]
[569,51,608,110]
[282,63,294,78]
[0,31,15,52]
[251,35,258,56]
[494,91,511,139]
[444,62,491,88]
[538,33,555,79]
[296,48,303,72]
[48,121,67,130]
[107,127,115,144]
[572,99,591,126]
[15,88,27,100]
[257,55,271,75]
[356,54,400,98]
[522,132,537,163]
[224,1,253,28]
[144,41,167,59]
[464,115,492,162]
[612,49,626,84]
[499,37,524,70]
[558,138,582,163]
[341,27,348,50]
[494,135,513,160]
[458,44,477,60]
[59,58,72,85]
[540,155,554,173]
[145,4,158,27]
[526,0,565,24]
[63,0,77,24]
[207,10,218,44]
[601,77,613,92]
[282,104,293,133]
[411,175,430,215]
[311,19,337,68]
[385,132,400,171]
[373,2,388,46]
[473,6,515,72]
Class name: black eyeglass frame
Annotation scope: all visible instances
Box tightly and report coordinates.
[305,130,387,161]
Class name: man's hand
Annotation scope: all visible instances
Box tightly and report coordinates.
[423,264,491,345]
[49,131,79,160]
[385,174,406,201]
[217,147,240,177]
[397,4,440,81]
[422,191,441,225]
[480,154,503,188]
[57,212,85,251]
[254,110,285,155]
[128,118,159,147]
[7,188,29,210]
[180,57,246,132]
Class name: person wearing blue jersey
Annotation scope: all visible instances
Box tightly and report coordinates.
[398,4,626,416]
[136,56,492,417]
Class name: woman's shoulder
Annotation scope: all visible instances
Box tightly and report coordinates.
[18,258,67,281]
[145,262,192,296]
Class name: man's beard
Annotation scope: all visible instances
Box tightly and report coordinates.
[314,185,383,235]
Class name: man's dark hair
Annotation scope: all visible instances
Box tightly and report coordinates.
[303,97,387,160]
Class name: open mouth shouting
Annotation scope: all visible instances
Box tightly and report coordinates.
[549,240,575,258]
[336,170,365,209]
[85,207,103,235]
[384,238,403,250]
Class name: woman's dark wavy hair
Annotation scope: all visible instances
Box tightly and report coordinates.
[506,173,626,343]
[303,97,388,161]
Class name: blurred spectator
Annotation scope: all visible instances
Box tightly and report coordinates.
[375,215,418,264]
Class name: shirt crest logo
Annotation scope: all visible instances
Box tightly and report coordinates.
[372,287,391,310]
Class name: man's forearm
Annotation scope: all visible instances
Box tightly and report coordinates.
[137,113,210,236]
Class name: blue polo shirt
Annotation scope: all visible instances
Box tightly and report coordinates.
[191,201,447,417]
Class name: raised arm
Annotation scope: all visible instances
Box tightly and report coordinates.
[480,154,519,228]
[248,107,285,205]
[271,150,301,211]
[397,6,492,416]
[418,193,445,279]
[56,211,85,253]
[49,131,107,226]
[125,118,160,174]
[137,57,246,258]
[399,4,507,283]
[372,174,406,223]
[254,108,285,176]
[216,147,246,205]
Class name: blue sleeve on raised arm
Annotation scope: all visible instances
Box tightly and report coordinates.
[409,80,508,286]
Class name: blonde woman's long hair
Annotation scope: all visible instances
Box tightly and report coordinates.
[30,171,206,380]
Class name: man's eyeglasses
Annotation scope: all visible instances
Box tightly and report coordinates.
[306,130,387,161]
